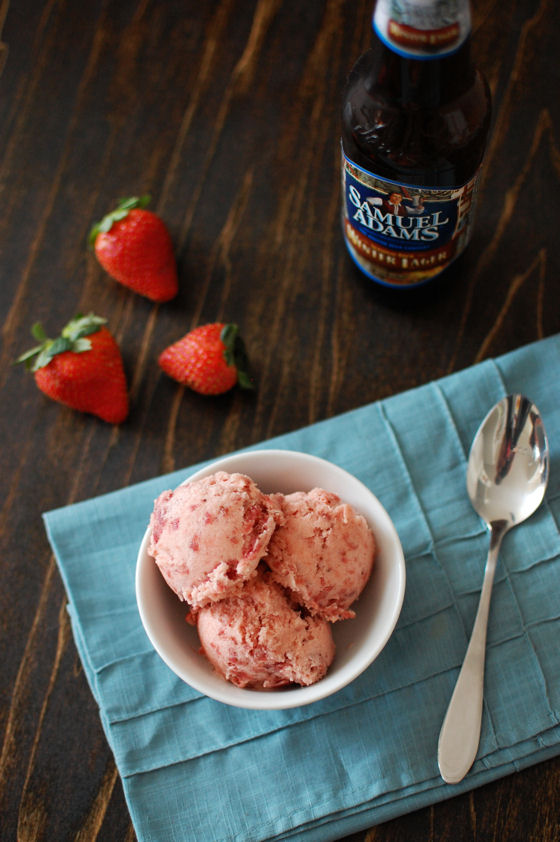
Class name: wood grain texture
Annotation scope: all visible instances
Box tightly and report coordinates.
[0,0,559,839]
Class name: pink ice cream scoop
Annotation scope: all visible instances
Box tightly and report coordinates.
[148,471,282,609]
[265,488,376,622]
[196,573,336,689]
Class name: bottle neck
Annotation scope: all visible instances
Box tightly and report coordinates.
[369,31,474,107]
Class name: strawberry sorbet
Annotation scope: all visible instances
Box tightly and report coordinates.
[148,471,282,609]
[148,470,377,689]
[266,489,376,621]
[197,573,335,688]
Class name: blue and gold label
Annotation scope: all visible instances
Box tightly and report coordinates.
[341,153,480,287]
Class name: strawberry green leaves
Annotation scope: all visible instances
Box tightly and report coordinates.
[88,196,151,246]
[16,314,107,372]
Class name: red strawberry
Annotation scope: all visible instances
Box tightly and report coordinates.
[158,323,254,395]
[16,313,129,423]
[89,195,178,302]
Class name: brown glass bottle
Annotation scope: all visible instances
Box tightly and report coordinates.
[341,0,491,288]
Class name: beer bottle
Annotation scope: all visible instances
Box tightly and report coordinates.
[341,0,492,289]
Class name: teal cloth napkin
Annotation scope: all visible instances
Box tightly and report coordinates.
[44,335,560,842]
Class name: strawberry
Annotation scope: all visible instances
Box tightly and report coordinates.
[16,313,129,423]
[158,323,254,395]
[89,195,178,302]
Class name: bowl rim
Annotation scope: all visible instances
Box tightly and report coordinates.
[135,448,406,709]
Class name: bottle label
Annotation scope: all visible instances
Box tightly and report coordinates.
[373,0,471,59]
[341,152,481,287]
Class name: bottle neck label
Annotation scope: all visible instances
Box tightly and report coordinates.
[373,0,471,59]
[341,151,482,287]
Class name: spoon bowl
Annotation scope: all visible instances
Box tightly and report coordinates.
[438,394,549,784]
[467,395,549,526]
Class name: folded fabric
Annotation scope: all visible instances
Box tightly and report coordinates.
[44,335,560,842]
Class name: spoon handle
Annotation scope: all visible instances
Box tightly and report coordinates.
[437,523,506,784]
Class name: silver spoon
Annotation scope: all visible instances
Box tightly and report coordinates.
[438,394,549,784]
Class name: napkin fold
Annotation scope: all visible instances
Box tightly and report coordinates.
[44,335,560,842]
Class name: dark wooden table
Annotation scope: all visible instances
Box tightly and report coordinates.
[1,1,559,839]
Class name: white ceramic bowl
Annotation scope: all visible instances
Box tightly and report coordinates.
[136,449,405,709]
